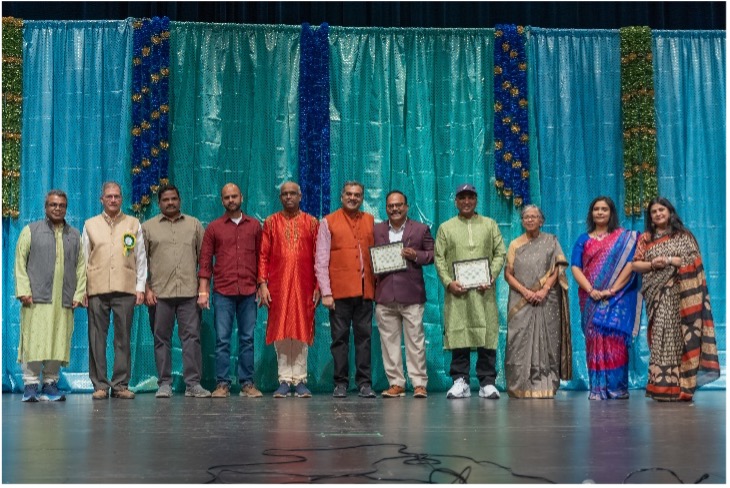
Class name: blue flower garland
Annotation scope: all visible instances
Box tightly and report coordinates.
[131,16,170,215]
[493,24,530,207]
[298,23,330,218]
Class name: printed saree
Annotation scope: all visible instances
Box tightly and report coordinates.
[635,231,720,401]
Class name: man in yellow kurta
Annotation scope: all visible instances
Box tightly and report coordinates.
[257,182,320,398]
[15,190,86,402]
[435,183,506,400]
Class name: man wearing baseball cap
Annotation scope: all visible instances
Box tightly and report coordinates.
[434,183,506,399]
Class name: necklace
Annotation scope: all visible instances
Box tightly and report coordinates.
[591,231,608,241]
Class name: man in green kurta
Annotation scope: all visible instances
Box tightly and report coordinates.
[14,190,86,402]
[435,183,506,400]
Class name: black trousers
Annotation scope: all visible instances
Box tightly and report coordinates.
[329,297,373,388]
[450,347,497,387]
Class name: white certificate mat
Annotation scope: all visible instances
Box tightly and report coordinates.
[453,257,491,289]
[369,242,407,274]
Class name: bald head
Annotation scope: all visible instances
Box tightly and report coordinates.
[220,183,243,215]
[279,181,302,214]
[221,183,241,197]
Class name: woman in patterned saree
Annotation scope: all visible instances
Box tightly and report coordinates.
[632,197,720,401]
[571,196,641,400]
[504,205,572,398]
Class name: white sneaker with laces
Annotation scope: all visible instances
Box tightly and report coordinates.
[479,384,500,399]
[446,377,471,399]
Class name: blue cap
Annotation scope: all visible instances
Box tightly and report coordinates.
[455,183,477,196]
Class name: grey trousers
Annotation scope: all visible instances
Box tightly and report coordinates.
[87,292,136,391]
[147,297,202,387]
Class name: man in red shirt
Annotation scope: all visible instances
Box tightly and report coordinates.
[198,183,263,398]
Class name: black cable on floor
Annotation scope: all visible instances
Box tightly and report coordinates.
[204,442,558,484]
[622,467,711,484]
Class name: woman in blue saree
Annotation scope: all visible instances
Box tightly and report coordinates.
[571,196,641,400]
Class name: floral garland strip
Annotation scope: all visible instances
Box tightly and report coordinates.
[2,17,23,218]
[494,24,530,208]
[620,26,657,216]
[298,23,331,218]
[131,17,170,215]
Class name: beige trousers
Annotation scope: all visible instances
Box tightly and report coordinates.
[22,360,62,385]
[274,339,308,384]
[375,302,428,388]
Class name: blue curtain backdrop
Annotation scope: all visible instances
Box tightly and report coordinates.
[652,30,726,371]
[530,28,725,389]
[2,20,134,391]
[2,23,724,393]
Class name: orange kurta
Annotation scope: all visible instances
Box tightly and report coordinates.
[258,211,319,345]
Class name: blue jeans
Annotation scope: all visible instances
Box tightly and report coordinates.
[213,292,257,385]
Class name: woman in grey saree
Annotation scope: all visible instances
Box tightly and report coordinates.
[504,205,572,398]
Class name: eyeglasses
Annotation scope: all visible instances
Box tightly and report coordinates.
[522,215,540,221]
[47,203,67,209]
[386,203,405,210]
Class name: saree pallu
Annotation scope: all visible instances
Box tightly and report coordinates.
[573,229,641,400]
[505,233,571,399]
[636,231,720,401]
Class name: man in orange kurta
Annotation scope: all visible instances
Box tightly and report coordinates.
[257,182,320,398]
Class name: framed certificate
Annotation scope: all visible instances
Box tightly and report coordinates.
[369,242,407,275]
[453,258,491,289]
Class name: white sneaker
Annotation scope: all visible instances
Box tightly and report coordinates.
[479,384,500,399]
[446,377,471,399]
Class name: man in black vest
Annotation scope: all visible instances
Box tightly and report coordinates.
[14,190,86,402]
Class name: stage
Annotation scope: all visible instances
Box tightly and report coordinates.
[1,390,724,483]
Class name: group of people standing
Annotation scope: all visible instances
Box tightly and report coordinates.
[14,181,720,403]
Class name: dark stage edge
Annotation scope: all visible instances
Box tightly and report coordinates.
[2,390,725,484]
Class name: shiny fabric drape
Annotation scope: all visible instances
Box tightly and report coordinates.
[166,22,302,392]
[2,20,133,391]
[652,31,725,373]
[530,28,725,390]
[2,25,723,393]
[329,27,528,392]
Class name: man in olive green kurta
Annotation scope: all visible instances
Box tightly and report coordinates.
[14,190,86,402]
[434,184,506,400]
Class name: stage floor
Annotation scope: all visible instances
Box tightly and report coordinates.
[2,390,725,483]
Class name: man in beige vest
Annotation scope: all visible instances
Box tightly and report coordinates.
[82,182,146,399]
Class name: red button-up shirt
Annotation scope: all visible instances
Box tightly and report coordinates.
[199,213,262,296]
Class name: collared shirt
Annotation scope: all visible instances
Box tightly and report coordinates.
[81,211,146,293]
[199,212,261,296]
[388,217,408,243]
[314,217,367,297]
[142,213,204,299]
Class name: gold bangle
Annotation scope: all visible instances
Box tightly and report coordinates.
[198,292,209,296]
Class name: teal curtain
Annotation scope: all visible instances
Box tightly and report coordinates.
[2,24,723,394]
[329,27,525,392]
[652,30,725,385]
[2,20,133,391]
[164,22,302,392]
[529,28,725,390]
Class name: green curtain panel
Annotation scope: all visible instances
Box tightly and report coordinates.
[140,22,303,392]
[329,27,527,392]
